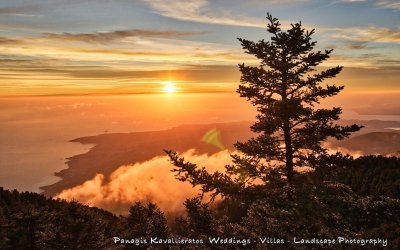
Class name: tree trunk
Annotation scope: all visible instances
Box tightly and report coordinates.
[283,122,294,200]
[281,56,294,196]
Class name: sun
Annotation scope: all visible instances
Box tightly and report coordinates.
[163,81,176,93]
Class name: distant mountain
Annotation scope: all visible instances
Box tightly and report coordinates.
[336,119,400,135]
[41,120,400,197]
[329,132,400,155]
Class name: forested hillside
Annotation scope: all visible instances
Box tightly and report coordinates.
[1,155,399,249]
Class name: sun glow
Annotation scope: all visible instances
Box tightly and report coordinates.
[163,81,176,93]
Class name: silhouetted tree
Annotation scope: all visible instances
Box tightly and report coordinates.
[126,202,168,238]
[166,13,362,199]
[175,197,215,237]
[123,202,169,249]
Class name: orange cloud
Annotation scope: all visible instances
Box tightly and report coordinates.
[41,29,209,44]
[56,149,234,214]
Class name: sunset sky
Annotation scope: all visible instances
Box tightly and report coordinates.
[0,0,399,96]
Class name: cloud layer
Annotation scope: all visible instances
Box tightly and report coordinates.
[55,143,369,215]
[143,0,266,28]
[56,150,233,214]
[0,0,398,96]
[41,29,208,44]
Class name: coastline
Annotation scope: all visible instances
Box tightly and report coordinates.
[41,119,400,197]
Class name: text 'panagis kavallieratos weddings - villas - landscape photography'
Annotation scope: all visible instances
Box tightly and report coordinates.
[0,0,399,249]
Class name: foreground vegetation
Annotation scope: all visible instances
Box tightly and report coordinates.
[0,155,399,249]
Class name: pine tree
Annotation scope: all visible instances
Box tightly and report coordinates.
[234,13,362,189]
[126,202,168,239]
[166,13,362,199]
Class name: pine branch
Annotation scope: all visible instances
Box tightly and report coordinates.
[164,150,243,198]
